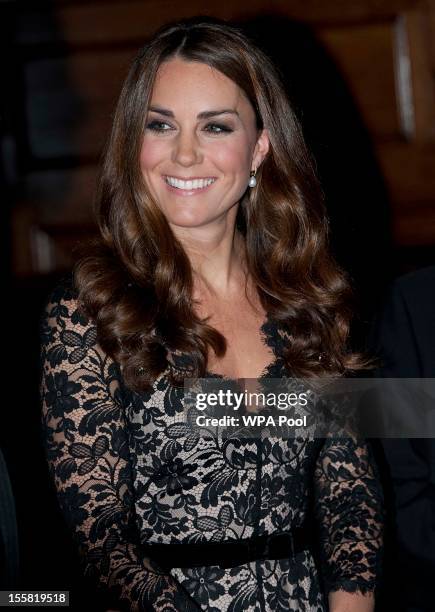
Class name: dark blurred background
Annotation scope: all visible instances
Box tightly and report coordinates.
[2,0,435,609]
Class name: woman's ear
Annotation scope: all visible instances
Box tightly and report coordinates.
[253,128,270,168]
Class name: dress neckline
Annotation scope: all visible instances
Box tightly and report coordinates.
[167,311,288,381]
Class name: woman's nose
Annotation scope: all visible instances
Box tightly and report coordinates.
[172,130,202,166]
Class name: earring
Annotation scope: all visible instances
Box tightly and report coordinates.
[248,169,257,188]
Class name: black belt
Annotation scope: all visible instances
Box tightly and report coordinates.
[141,526,312,570]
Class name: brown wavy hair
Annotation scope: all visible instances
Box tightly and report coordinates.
[74,15,368,392]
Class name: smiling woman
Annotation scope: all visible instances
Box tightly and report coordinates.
[139,59,268,229]
[40,16,383,612]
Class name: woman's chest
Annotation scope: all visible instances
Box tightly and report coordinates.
[197,294,276,380]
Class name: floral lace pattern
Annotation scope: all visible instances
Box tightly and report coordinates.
[40,278,383,611]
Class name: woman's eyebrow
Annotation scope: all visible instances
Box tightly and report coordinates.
[148,106,239,119]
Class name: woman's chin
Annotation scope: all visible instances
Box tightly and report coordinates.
[165,213,213,228]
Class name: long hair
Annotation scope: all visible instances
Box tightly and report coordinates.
[74,15,367,392]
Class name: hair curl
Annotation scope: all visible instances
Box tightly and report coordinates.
[74,15,370,392]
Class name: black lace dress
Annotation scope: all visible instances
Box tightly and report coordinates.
[39,279,383,611]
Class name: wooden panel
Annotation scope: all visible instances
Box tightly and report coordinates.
[401,10,435,141]
[429,0,435,67]
[25,51,132,160]
[318,21,400,139]
[392,201,435,246]
[12,212,97,276]
[375,141,435,245]
[30,222,98,274]
[375,142,435,205]
[17,0,420,47]
[21,165,99,224]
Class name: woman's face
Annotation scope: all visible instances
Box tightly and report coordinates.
[140,58,269,230]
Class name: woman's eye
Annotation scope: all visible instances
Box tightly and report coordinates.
[204,123,233,134]
[145,121,233,134]
[146,120,173,132]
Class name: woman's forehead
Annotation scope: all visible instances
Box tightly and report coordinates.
[150,58,253,118]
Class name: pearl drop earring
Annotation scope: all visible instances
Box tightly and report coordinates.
[248,169,257,188]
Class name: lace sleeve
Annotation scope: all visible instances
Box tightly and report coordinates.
[39,279,200,612]
[314,435,384,597]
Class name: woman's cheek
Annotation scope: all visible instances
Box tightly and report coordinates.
[140,140,164,169]
[210,140,251,170]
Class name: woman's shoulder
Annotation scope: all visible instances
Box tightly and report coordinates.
[40,272,91,329]
[39,273,129,408]
[45,272,78,303]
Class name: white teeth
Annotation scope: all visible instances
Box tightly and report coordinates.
[165,176,216,190]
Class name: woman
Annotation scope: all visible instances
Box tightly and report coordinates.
[40,16,383,612]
